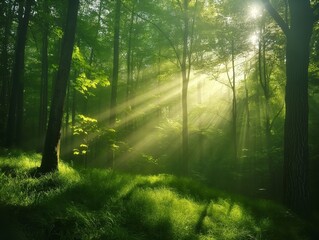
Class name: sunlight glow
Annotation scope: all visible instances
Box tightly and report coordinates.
[63,52,260,170]
[249,32,259,47]
[249,5,262,19]
[105,69,236,168]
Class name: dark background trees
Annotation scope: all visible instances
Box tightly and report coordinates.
[5,0,33,148]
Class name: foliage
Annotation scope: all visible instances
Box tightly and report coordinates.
[72,114,98,156]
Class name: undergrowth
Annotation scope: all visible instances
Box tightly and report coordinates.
[0,150,317,240]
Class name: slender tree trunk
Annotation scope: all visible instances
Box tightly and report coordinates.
[0,3,13,144]
[89,0,103,66]
[108,0,121,168]
[181,0,190,175]
[243,70,250,128]
[6,0,32,148]
[126,1,135,102]
[109,0,121,126]
[38,0,49,152]
[197,77,204,167]
[231,39,237,163]
[258,23,275,194]
[258,22,273,179]
[65,81,70,136]
[40,0,79,172]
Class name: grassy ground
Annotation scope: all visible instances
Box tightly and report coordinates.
[0,150,318,240]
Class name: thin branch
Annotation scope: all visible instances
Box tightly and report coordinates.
[261,0,289,36]
[122,3,182,67]
[269,104,284,131]
[187,0,198,80]
[210,65,231,88]
[224,62,233,88]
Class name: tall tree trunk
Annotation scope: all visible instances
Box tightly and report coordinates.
[89,0,103,66]
[231,38,237,163]
[38,0,49,152]
[6,0,32,148]
[197,77,204,168]
[0,2,13,145]
[181,0,190,175]
[109,0,121,126]
[126,0,135,102]
[258,21,273,183]
[108,0,121,168]
[263,0,314,216]
[243,69,250,129]
[283,3,313,215]
[40,0,79,172]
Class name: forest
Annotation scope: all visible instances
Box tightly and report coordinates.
[0,0,319,239]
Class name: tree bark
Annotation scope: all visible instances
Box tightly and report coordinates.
[231,38,237,163]
[40,0,79,172]
[109,0,121,126]
[126,0,135,102]
[6,0,32,148]
[107,0,121,168]
[38,0,49,152]
[0,2,13,144]
[283,2,313,215]
[263,0,314,216]
[181,0,190,175]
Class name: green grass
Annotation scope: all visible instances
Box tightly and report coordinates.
[0,150,317,240]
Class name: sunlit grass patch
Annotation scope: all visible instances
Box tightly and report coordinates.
[125,187,201,239]
[202,198,268,240]
[0,150,316,240]
[122,179,268,240]
[0,150,80,206]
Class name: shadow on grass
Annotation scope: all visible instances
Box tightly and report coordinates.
[1,152,318,240]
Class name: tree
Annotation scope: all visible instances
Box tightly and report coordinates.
[261,0,318,216]
[38,0,50,152]
[158,0,200,175]
[40,0,79,172]
[0,0,14,144]
[180,0,191,175]
[5,0,33,148]
[212,0,250,164]
[109,0,121,126]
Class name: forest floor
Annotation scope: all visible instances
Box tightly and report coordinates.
[0,150,318,240]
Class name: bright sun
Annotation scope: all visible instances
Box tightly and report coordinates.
[249,5,262,19]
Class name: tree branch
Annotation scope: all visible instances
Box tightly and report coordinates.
[269,104,284,131]
[122,2,182,67]
[261,0,289,36]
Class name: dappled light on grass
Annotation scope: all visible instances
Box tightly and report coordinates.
[0,151,80,206]
[127,187,201,239]
[0,151,315,239]
[126,187,268,240]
